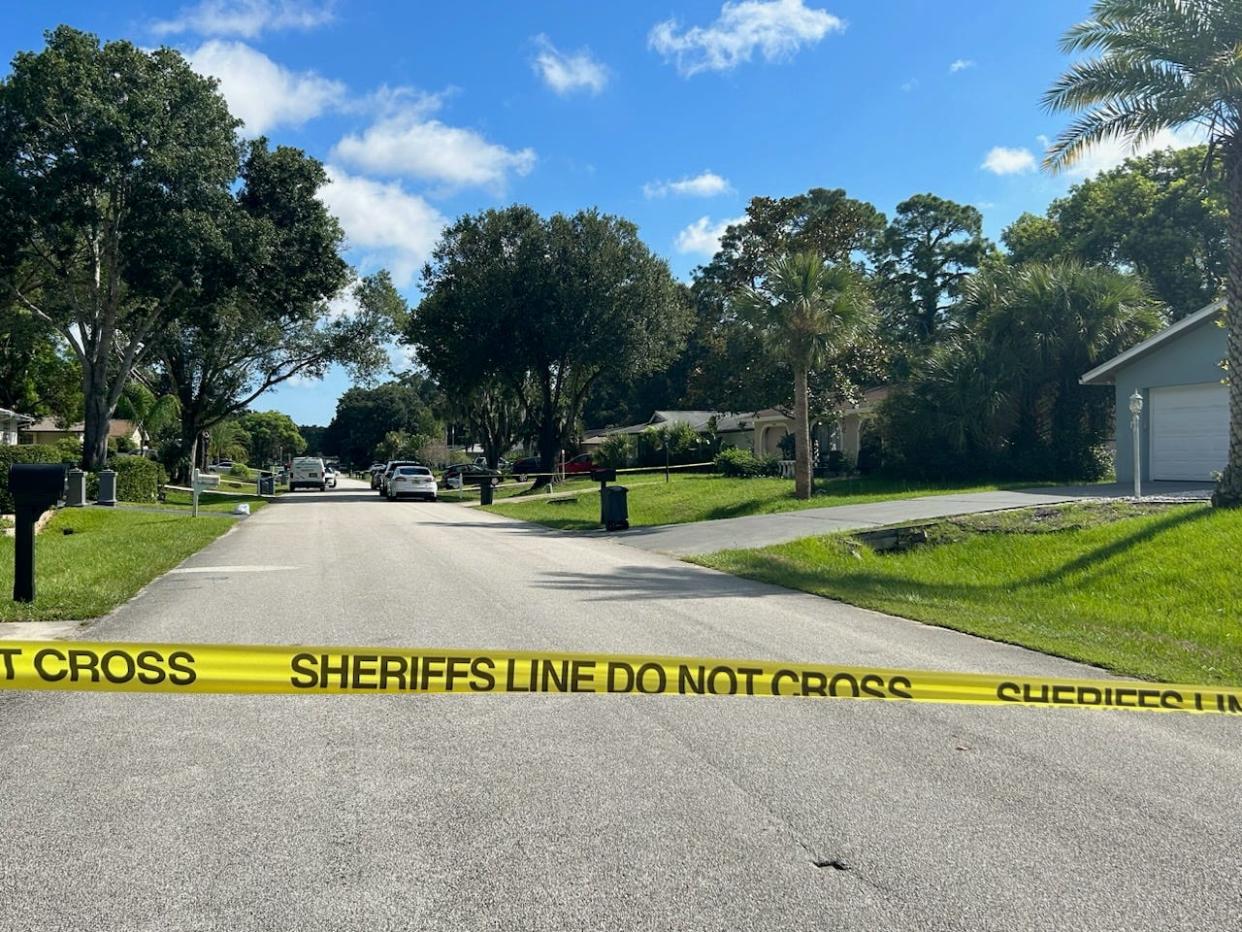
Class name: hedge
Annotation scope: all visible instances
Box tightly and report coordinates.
[0,445,66,513]
[714,447,780,478]
[108,455,163,502]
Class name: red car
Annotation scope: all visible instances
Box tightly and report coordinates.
[562,454,595,475]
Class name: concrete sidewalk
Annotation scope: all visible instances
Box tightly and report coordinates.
[613,482,1213,556]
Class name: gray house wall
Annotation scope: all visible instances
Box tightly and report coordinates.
[1110,319,1225,483]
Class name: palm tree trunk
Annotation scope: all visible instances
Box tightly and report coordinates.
[794,366,812,500]
[1213,138,1242,508]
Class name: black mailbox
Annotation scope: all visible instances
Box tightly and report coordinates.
[9,463,67,603]
[590,468,617,484]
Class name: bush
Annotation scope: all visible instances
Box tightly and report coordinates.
[596,433,634,468]
[227,463,253,480]
[51,438,82,464]
[856,421,884,475]
[107,455,163,502]
[0,445,65,513]
[821,449,850,476]
[715,447,780,478]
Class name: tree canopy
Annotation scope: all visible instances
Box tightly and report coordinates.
[0,26,240,469]
[405,206,690,473]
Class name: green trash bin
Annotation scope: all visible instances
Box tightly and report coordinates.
[601,485,629,531]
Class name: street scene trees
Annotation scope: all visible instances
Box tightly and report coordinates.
[4,5,1242,926]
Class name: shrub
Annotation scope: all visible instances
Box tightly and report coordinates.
[51,438,82,464]
[227,463,252,480]
[107,455,163,502]
[715,447,780,478]
[0,445,64,513]
[597,433,634,468]
[821,449,850,476]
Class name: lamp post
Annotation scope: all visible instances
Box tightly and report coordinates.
[1129,390,1143,499]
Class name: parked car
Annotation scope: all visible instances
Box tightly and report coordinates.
[474,456,512,471]
[563,453,595,475]
[387,465,437,501]
[510,456,541,481]
[324,466,337,489]
[378,460,424,496]
[443,463,502,489]
[289,456,327,492]
[369,463,387,489]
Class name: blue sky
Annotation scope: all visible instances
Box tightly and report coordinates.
[3,1,1201,425]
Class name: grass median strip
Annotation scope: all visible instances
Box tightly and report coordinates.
[0,508,235,622]
[694,501,1241,686]
[483,474,1039,530]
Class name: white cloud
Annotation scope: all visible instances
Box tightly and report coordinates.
[649,0,844,77]
[949,58,975,73]
[644,170,732,199]
[675,215,746,256]
[331,104,536,190]
[981,146,1037,175]
[188,40,345,134]
[318,167,446,288]
[152,0,334,38]
[1060,125,1205,178]
[531,35,609,95]
[900,78,918,92]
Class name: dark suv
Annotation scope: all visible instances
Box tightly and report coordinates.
[443,463,502,488]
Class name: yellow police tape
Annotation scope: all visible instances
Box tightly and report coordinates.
[1,639,1240,715]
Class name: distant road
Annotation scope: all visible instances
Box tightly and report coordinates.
[0,476,1236,931]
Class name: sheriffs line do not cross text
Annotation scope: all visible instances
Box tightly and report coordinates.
[2,644,1242,714]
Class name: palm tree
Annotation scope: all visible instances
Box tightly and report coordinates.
[736,252,872,499]
[115,382,181,454]
[1044,0,1242,505]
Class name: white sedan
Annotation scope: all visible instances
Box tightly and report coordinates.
[386,465,438,501]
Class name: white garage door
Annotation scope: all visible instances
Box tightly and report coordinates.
[1149,382,1229,481]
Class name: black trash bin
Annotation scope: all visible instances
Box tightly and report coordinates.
[601,484,629,531]
[258,475,275,496]
[479,478,495,506]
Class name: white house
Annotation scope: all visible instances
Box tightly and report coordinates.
[1,407,33,446]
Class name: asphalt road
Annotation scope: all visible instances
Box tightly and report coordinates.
[0,478,1238,931]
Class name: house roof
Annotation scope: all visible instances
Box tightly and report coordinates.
[1080,300,1223,386]
[0,407,35,424]
[23,417,84,433]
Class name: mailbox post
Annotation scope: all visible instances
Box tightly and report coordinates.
[9,463,67,603]
[190,468,220,517]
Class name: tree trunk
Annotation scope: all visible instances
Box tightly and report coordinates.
[794,365,812,500]
[175,408,206,484]
[82,366,111,472]
[530,411,560,491]
[1213,138,1242,507]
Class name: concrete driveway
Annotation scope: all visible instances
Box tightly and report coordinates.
[0,477,1235,930]
[613,481,1215,556]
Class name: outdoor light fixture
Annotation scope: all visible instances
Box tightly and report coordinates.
[1129,390,1143,499]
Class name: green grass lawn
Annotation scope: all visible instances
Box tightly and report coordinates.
[155,487,270,514]
[483,473,1037,530]
[695,501,1242,686]
[437,482,529,504]
[0,507,235,621]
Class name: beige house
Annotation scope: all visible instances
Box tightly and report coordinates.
[20,418,142,448]
[584,389,891,465]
